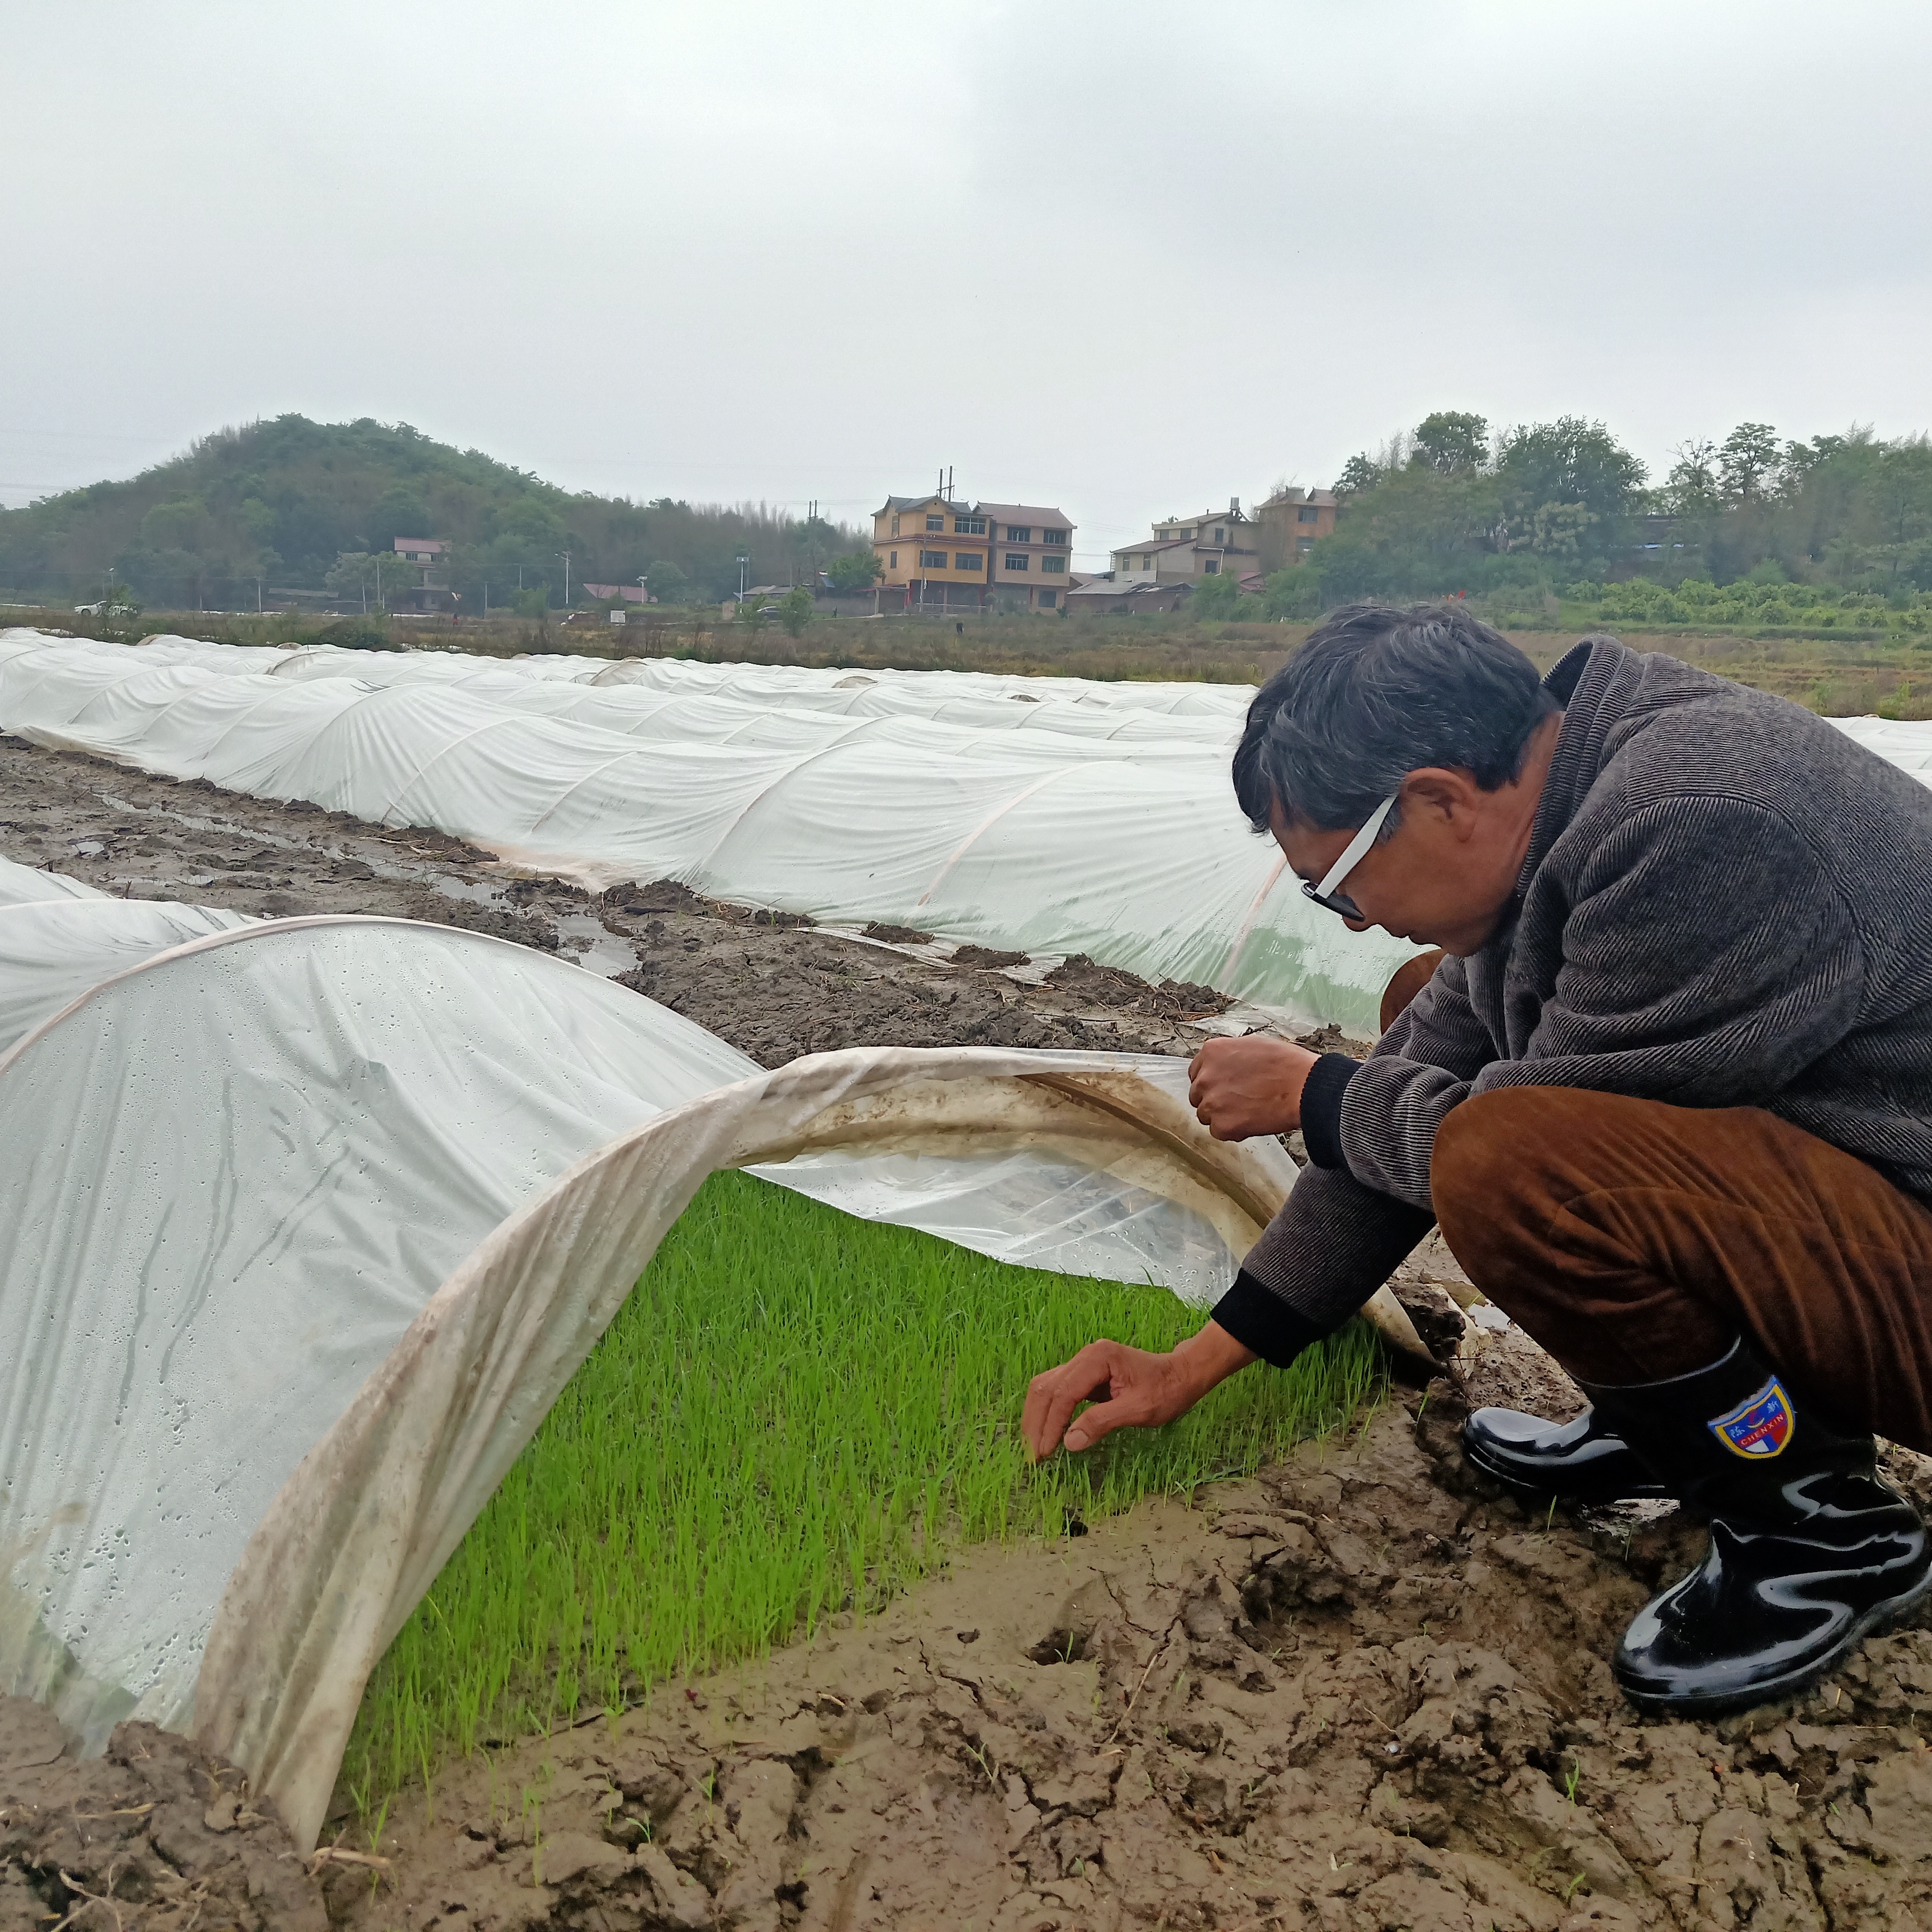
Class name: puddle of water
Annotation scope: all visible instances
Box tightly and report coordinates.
[100,792,329,856]
[430,873,500,906]
[554,911,638,980]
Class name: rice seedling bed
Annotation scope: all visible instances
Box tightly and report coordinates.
[343,1170,1383,1813]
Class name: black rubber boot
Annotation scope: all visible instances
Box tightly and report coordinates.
[1581,1338,1932,1715]
[1462,1403,1669,1502]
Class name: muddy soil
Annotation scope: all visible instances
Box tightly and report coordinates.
[13,731,1932,1929]
[0,1701,328,1929]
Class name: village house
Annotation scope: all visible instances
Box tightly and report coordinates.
[976,502,1077,611]
[870,493,1076,611]
[1253,487,1338,571]
[391,537,451,612]
[1109,501,1259,583]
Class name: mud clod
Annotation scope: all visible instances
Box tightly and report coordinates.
[953,943,1033,969]
[0,1706,326,1930]
[1044,953,1234,1018]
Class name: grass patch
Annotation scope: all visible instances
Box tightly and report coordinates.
[343,1169,1382,1812]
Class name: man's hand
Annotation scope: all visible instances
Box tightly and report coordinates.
[1022,1322,1258,1460]
[1187,1034,1318,1141]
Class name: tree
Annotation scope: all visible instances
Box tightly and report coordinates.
[791,513,839,581]
[1412,411,1490,475]
[1718,423,1781,506]
[645,558,693,604]
[1334,452,1385,498]
[1493,418,1646,564]
[140,496,210,552]
[0,414,870,614]
[826,549,883,592]
[777,586,813,637]
[325,550,419,610]
[1866,441,1932,584]
[1190,570,1244,619]
[1260,567,1322,619]
[367,484,433,549]
[1664,440,1720,513]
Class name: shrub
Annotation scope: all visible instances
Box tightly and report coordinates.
[315,615,393,650]
[778,586,813,637]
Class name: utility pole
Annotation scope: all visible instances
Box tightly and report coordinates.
[557,552,572,607]
[482,581,489,618]
[256,576,263,614]
[736,552,750,602]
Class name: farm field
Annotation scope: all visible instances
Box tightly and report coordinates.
[330,1368,1932,1932]
[344,1171,1384,1817]
[7,636,1932,1932]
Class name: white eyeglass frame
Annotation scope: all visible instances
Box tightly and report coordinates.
[1301,793,1398,917]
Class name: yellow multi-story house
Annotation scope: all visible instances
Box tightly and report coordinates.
[871,492,1075,611]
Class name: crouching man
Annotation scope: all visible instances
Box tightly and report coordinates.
[1022,602,1932,1715]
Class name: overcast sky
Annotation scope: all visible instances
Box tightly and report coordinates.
[4,1,1928,564]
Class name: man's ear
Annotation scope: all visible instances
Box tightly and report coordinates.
[1399,766,1480,827]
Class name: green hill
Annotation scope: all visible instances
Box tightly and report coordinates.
[0,415,862,611]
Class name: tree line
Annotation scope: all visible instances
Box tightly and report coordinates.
[1256,412,1932,616]
[0,415,869,612]
[8,408,1928,623]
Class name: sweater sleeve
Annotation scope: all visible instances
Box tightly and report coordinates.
[1337,796,1864,1209]
[1208,952,1481,1360]
[1211,1163,1436,1362]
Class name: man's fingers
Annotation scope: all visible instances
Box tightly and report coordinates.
[1062,1396,1126,1453]
[1038,1370,1111,1460]
[1024,1346,1117,1461]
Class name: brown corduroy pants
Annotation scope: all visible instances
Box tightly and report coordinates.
[1429,1088,1932,1453]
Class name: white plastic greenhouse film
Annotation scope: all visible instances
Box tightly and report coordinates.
[4,912,1425,1844]
[0,633,1418,1033]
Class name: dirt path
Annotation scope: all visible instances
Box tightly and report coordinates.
[8,732,1932,1929]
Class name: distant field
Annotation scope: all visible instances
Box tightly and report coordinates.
[15,602,1932,715]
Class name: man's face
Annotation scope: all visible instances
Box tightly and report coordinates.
[1272,769,1526,958]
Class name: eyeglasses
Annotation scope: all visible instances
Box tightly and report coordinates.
[1299,794,1397,919]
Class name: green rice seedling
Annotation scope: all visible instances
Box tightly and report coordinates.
[344,1171,1382,1813]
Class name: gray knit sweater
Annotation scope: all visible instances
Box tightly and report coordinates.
[1213,636,1932,1364]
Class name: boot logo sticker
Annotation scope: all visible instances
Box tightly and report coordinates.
[1709,1378,1796,1459]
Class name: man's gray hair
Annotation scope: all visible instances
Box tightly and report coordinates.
[1233,602,1559,835]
